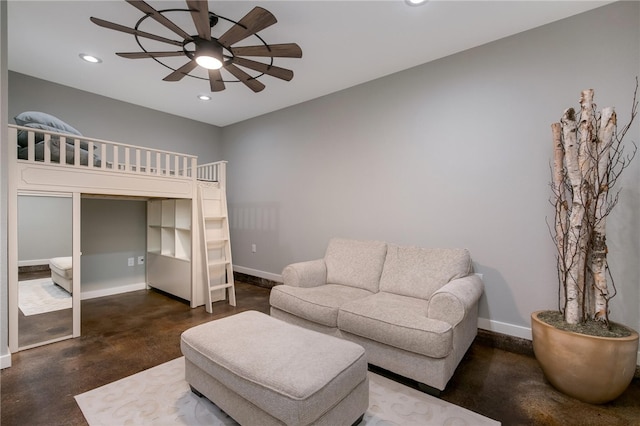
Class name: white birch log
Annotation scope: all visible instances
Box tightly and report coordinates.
[578,90,596,178]
[560,107,584,324]
[551,122,567,308]
[578,89,597,319]
[591,107,616,322]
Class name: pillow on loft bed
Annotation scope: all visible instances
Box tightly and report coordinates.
[17,141,101,167]
[14,111,101,166]
[16,122,90,149]
[15,111,82,135]
[15,111,83,148]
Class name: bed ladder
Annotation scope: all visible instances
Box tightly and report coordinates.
[197,182,236,313]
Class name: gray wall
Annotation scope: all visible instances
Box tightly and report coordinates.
[18,195,72,264]
[81,198,146,294]
[222,2,640,337]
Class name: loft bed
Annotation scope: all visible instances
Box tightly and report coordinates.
[7,118,227,353]
[8,124,224,197]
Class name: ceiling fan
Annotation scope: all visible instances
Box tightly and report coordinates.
[91,0,302,93]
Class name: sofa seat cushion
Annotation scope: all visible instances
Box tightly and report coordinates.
[270,284,374,328]
[325,238,388,293]
[338,292,453,358]
[379,245,472,300]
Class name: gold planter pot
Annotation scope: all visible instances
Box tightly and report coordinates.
[531,311,639,404]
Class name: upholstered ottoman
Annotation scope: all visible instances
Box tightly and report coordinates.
[180,310,368,426]
[49,256,72,293]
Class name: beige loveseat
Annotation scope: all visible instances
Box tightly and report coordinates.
[269,238,484,392]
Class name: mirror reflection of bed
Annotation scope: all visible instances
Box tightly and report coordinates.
[17,194,73,348]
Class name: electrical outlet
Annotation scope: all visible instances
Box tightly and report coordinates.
[138,256,145,265]
[128,257,134,267]
[251,244,257,253]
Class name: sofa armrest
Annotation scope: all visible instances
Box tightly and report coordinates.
[281,259,327,288]
[426,274,484,326]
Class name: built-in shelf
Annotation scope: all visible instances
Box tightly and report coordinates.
[147,198,192,300]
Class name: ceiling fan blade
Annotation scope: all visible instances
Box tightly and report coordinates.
[126,0,192,40]
[208,69,225,92]
[217,7,277,48]
[117,51,189,59]
[186,0,211,40]
[163,60,198,81]
[90,17,183,47]
[223,63,265,93]
[231,57,294,81]
[231,43,302,58]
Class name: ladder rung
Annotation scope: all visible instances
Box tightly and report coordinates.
[204,215,226,221]
[208,259,231,267]
[207,242,228,249]
[207,238,229,244]
[209,283,233,292]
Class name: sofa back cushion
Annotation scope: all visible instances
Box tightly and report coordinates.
[379,245,472,300]
[324,238,387,293]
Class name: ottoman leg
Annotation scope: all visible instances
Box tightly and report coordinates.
[351,413,365,426]
[190,385,203,398]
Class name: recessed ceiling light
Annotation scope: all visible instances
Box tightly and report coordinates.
[197,95,212,101]
[79,53,102,63]
[406,0,428,6]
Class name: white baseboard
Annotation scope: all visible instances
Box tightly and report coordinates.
[477,318,640,367]
[234,265,283,283]
[18,259,49,267]
[477,317,532,340]
[1,352,12,369]
[81,282,147,300]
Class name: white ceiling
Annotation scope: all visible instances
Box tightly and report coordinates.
[8,1,612,127]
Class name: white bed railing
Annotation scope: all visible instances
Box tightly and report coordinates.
[196,161,227,188]
[9,125,198,179]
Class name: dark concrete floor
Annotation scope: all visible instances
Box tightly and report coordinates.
[1,281,639,426]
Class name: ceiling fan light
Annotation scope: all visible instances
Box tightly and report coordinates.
[195,40,223,70]
[195,55,223,70]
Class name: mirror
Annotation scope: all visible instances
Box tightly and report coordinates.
[17,193,73,348]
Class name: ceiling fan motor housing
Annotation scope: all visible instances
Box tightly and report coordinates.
[193,37,225,69]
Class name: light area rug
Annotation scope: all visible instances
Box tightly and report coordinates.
[18,278,71,316]
[75,357,500,426]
